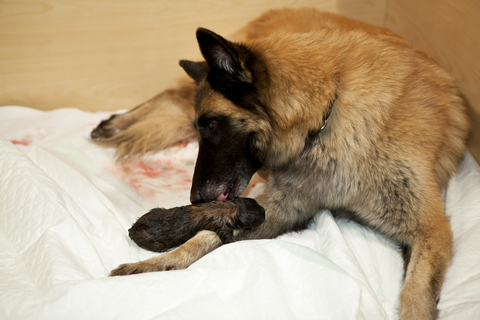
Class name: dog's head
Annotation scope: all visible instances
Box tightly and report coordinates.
[181,28,339,203]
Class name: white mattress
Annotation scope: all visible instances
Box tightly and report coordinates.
[0,105,479,320]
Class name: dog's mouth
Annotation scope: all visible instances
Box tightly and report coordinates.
[217,192,229,201]
[215,181,247,202]
[191,161,257,204]
[216,184,238,202]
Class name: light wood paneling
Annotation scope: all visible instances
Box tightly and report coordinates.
[385,0,480,165]
[0,0,386,112]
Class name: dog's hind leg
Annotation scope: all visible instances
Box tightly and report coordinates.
[398,199,453,320]
[91,82,197,160]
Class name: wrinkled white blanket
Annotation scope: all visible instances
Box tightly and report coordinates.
[0,106,479,320]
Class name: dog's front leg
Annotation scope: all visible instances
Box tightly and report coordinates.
[110,230,222,276]
[235,182,320,241]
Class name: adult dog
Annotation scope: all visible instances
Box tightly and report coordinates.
[92,8,470,319]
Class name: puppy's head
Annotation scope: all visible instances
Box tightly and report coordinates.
[232,197,265,229]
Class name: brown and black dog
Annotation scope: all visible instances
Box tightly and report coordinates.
[92,8,470,320]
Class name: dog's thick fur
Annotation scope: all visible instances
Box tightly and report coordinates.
[93,8,470,319]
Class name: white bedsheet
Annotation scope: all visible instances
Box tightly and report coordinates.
[0,106,479,319]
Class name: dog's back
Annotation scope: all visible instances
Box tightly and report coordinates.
[235,8,402,41]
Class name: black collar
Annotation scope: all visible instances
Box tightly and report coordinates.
[320,101,333,131]
[307,95,336,140]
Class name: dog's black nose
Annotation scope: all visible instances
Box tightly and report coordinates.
[190,190,203,204]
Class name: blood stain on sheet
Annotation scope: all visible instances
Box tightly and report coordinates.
[124,161,164,179]
[113,158,194,201]
[11,138,32,146]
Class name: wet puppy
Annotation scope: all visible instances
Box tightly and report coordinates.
[129,197,265,252]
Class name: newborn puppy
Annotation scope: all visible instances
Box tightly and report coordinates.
[128,198,265,253]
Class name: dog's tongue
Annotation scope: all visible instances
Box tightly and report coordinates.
[217,192,229,201]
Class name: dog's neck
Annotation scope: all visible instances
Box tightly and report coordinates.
[320,101,333,131]
[307,95,336,140]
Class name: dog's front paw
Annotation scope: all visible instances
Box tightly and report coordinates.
[109,262,144,276]
[110,231,221,277]
[109,259,180,276]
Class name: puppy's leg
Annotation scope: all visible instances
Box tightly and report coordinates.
[91,82,197,160]
[399,201,453,320]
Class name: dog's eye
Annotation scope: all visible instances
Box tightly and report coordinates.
[208,120,217,131]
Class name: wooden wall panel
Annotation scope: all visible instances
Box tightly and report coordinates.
[0,0,386,112]
[385,0,480,164]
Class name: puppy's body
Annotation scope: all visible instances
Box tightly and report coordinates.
[94,8,470,320]
[127,198,265,253]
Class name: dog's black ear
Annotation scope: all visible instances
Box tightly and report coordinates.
[195,28,269,112]
[196,28,253,83]
[179,60,208,84]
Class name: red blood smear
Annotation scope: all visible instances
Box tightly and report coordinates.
[11,139,31,146]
